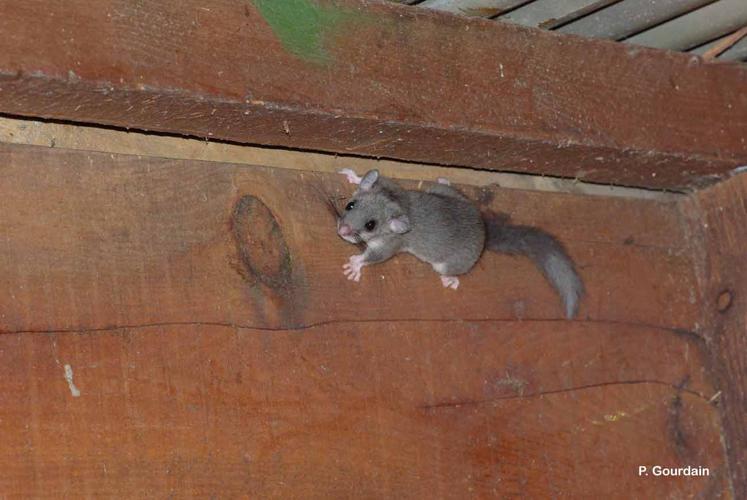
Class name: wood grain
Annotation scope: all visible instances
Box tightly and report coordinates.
[0,142,726,497]
[0,143,700,332]
[0,0,745,189]
[685,173,747,498]
[0,322,726,498]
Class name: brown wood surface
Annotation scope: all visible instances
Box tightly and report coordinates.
[0,0,745,190]
[0,144,700,331]
[685,173,747,499]
[0,143,727,497]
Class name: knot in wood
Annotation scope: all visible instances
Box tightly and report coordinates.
[717,289,733,313]
[231,195,292,292]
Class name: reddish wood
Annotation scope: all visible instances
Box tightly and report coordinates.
[0,324,726,498]
[0,0,745,189]
[0,144,700,332]
[685,174,747,498]
[0,143,727,497]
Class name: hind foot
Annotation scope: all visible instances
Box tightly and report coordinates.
[440,275,460,290]
[339,168,362,185]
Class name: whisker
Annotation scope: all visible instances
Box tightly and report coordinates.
[307,181,344,220]
[324,197,342,218]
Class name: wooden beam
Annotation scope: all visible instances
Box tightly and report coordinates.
[684,173,747,498]
[0,0,745,189]
[0,142,727,497]
[0,117,677,200]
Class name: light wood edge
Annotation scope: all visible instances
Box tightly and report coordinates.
[0,117,680,201]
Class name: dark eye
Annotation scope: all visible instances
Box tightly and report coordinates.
[345,201,356,211]
[365,220,377,231]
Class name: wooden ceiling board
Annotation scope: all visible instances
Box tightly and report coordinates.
[624,0,747,50]
[558,0,717,41]
[497,0,604,28]
[418,0,529,17]
[691,29,747,61]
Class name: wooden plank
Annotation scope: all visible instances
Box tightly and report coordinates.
[418,0,528,17]
[558,0,715,41]
[497,0,603,28]
[0,117,679,201]
[684,173,747,498]
[692,31,747,61]
[0,142,727,496]
[0,143,700,332]
[0,323,726,497]
[0,1,745,189]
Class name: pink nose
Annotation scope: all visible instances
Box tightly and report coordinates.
[338,224,353,236]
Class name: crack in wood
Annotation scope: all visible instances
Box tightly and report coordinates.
[668,376,695,459]
[418,379,711,408]
[0,316,704,339]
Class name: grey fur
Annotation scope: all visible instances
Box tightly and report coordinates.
[337,170,584,318]
[483,218,584,318]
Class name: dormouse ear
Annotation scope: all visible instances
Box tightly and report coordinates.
[359,170,380,191]
[388,215,410,234]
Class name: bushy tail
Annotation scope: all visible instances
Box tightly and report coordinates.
[484,215,584,319]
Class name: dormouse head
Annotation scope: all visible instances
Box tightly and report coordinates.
[337,169,410,244]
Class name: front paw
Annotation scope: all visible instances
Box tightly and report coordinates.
[343,254,365,282]
[339,168,362,185]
